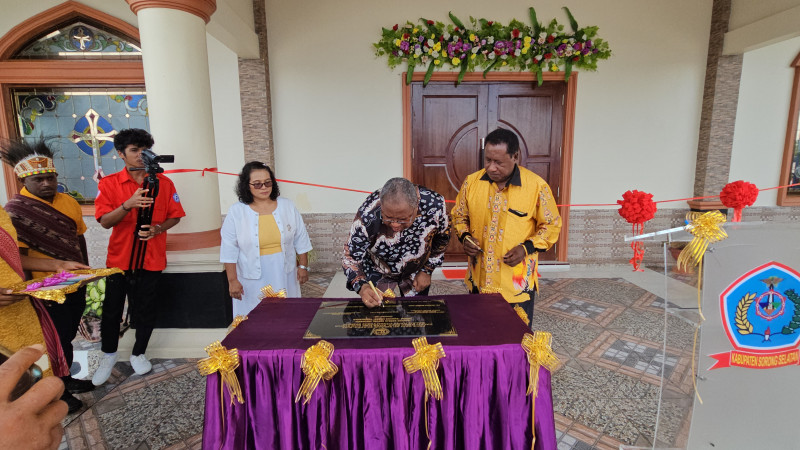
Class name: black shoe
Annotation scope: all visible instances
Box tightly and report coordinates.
[60,391,83,415]
[63,376,95,394]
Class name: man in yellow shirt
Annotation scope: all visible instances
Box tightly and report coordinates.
[451,128,562,324]
[2,139,92,413]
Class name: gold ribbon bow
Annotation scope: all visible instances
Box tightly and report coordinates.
[403,337,446,400]
[678,211,727,406]
[260,284,287,299]
[521,332,560,448]
[677,211,727,272]
[295,340,338,404]
[383,288,396,298]
[197,341,244,405]
[227,315,248,334]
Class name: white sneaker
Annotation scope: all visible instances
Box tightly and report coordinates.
[130,354,152,375]
[92,352,118,386]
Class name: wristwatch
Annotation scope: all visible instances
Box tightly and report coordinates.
[297,265,310,272]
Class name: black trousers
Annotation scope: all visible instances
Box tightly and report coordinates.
[471,286,535,329]
[100,270,161,355]
[44,287,86,369]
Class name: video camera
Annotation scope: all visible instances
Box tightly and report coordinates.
[140,148,174,175]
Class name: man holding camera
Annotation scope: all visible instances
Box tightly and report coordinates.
[92,129,185,386]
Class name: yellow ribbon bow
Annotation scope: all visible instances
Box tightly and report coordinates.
[403,337,446,401]
[521,332,560,448]
[677,211,727,272]
[227,315,248,334]
[260,284,287,299]
[295,340,338,405]
[197,341,244,405]
[678,211,727,406]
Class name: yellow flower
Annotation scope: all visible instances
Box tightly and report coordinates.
[524,36,532,44]
[427,49,432,55]
[433,42,441,51]
[521,48,528,55]
[502,61,507,66]
[431,33,435,39]
[469,33,477,42]
[550,64,559,71]
[395,39,401,47]
[434,59,441,65]
[413,28,419,33]
[414,54,420,59]
[562,39,569,44]
[471,54,476,59]
[451,57,460,65]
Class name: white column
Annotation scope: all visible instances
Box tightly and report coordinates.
[133,6,221,242]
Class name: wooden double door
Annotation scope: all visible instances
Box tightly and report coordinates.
[411,81,566,261]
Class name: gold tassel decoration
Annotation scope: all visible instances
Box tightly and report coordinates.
[295,340,338,405]
[676,211,726,405]
[677,211,727,272]
[259,284,287,299]
[383,288,396,298]
[514,305,531,326]
[521,332,561,448]
[403,337,446,400]
[479,286,503,294]
[227,315,248,334]
[197,341,244,405]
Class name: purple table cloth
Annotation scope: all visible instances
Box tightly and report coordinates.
[202,294,556,449]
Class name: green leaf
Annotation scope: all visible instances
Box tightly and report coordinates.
[479,18,488,28]
[565,60,573,82]
[536,67,543,86]
[406,61,415,85]
[562,7,579,33]
[457,58,469,85]
[449,11,466,29]
[423,61,436,87]
[482,58,500,78]
[529,7,540,37]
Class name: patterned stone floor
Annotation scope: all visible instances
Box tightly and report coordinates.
[58,270,700,449]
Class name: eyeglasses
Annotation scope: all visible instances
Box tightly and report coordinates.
[249,181,273,190]
[380,210,417,225]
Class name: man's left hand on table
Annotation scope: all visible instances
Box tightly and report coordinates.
[413,272,431,293]
[502,245,527,267]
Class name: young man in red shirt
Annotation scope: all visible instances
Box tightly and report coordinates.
[92,129,185,386]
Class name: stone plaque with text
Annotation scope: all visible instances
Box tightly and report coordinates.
[304,299,457,339]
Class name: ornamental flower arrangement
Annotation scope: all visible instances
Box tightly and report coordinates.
[374,7,611,86]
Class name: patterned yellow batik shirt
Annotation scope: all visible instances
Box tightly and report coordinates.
[451,165,562,303]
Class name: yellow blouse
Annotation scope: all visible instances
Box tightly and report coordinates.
[258,215,282,256]
[0,209,51,375]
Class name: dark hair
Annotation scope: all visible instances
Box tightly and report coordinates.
[235,161,279,203]
[114,128,154,152]
[485,128,519,156]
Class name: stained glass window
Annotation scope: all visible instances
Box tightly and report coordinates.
[13,88,149,202]
[14,21,141,60]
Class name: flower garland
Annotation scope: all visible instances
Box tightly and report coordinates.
[374,7,611,86]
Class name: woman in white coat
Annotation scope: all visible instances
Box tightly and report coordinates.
[220,162,313,316]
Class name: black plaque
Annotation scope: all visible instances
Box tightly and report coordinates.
[304,299,457,339]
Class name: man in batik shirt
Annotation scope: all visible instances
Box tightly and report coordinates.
[451,128,561,324]
[343,177,450,307]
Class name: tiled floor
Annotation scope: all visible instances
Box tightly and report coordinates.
[59,265,701,449]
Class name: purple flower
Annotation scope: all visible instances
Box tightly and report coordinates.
[586,40,593,48]
[573,43,582,50]
[481,39,486,45]
[593,48,598,53]
[419,35,425,43]
[415,44,421,50]
[557,43,567,52]
[495,41,505,49]
[516,40,522,49]
[582,49,591,55]
[400,41,410,51]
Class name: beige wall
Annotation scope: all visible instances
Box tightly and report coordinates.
[264,0,713,213]
[730,36,800,205]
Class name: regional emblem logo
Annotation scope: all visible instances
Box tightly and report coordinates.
[711,261,800,369]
